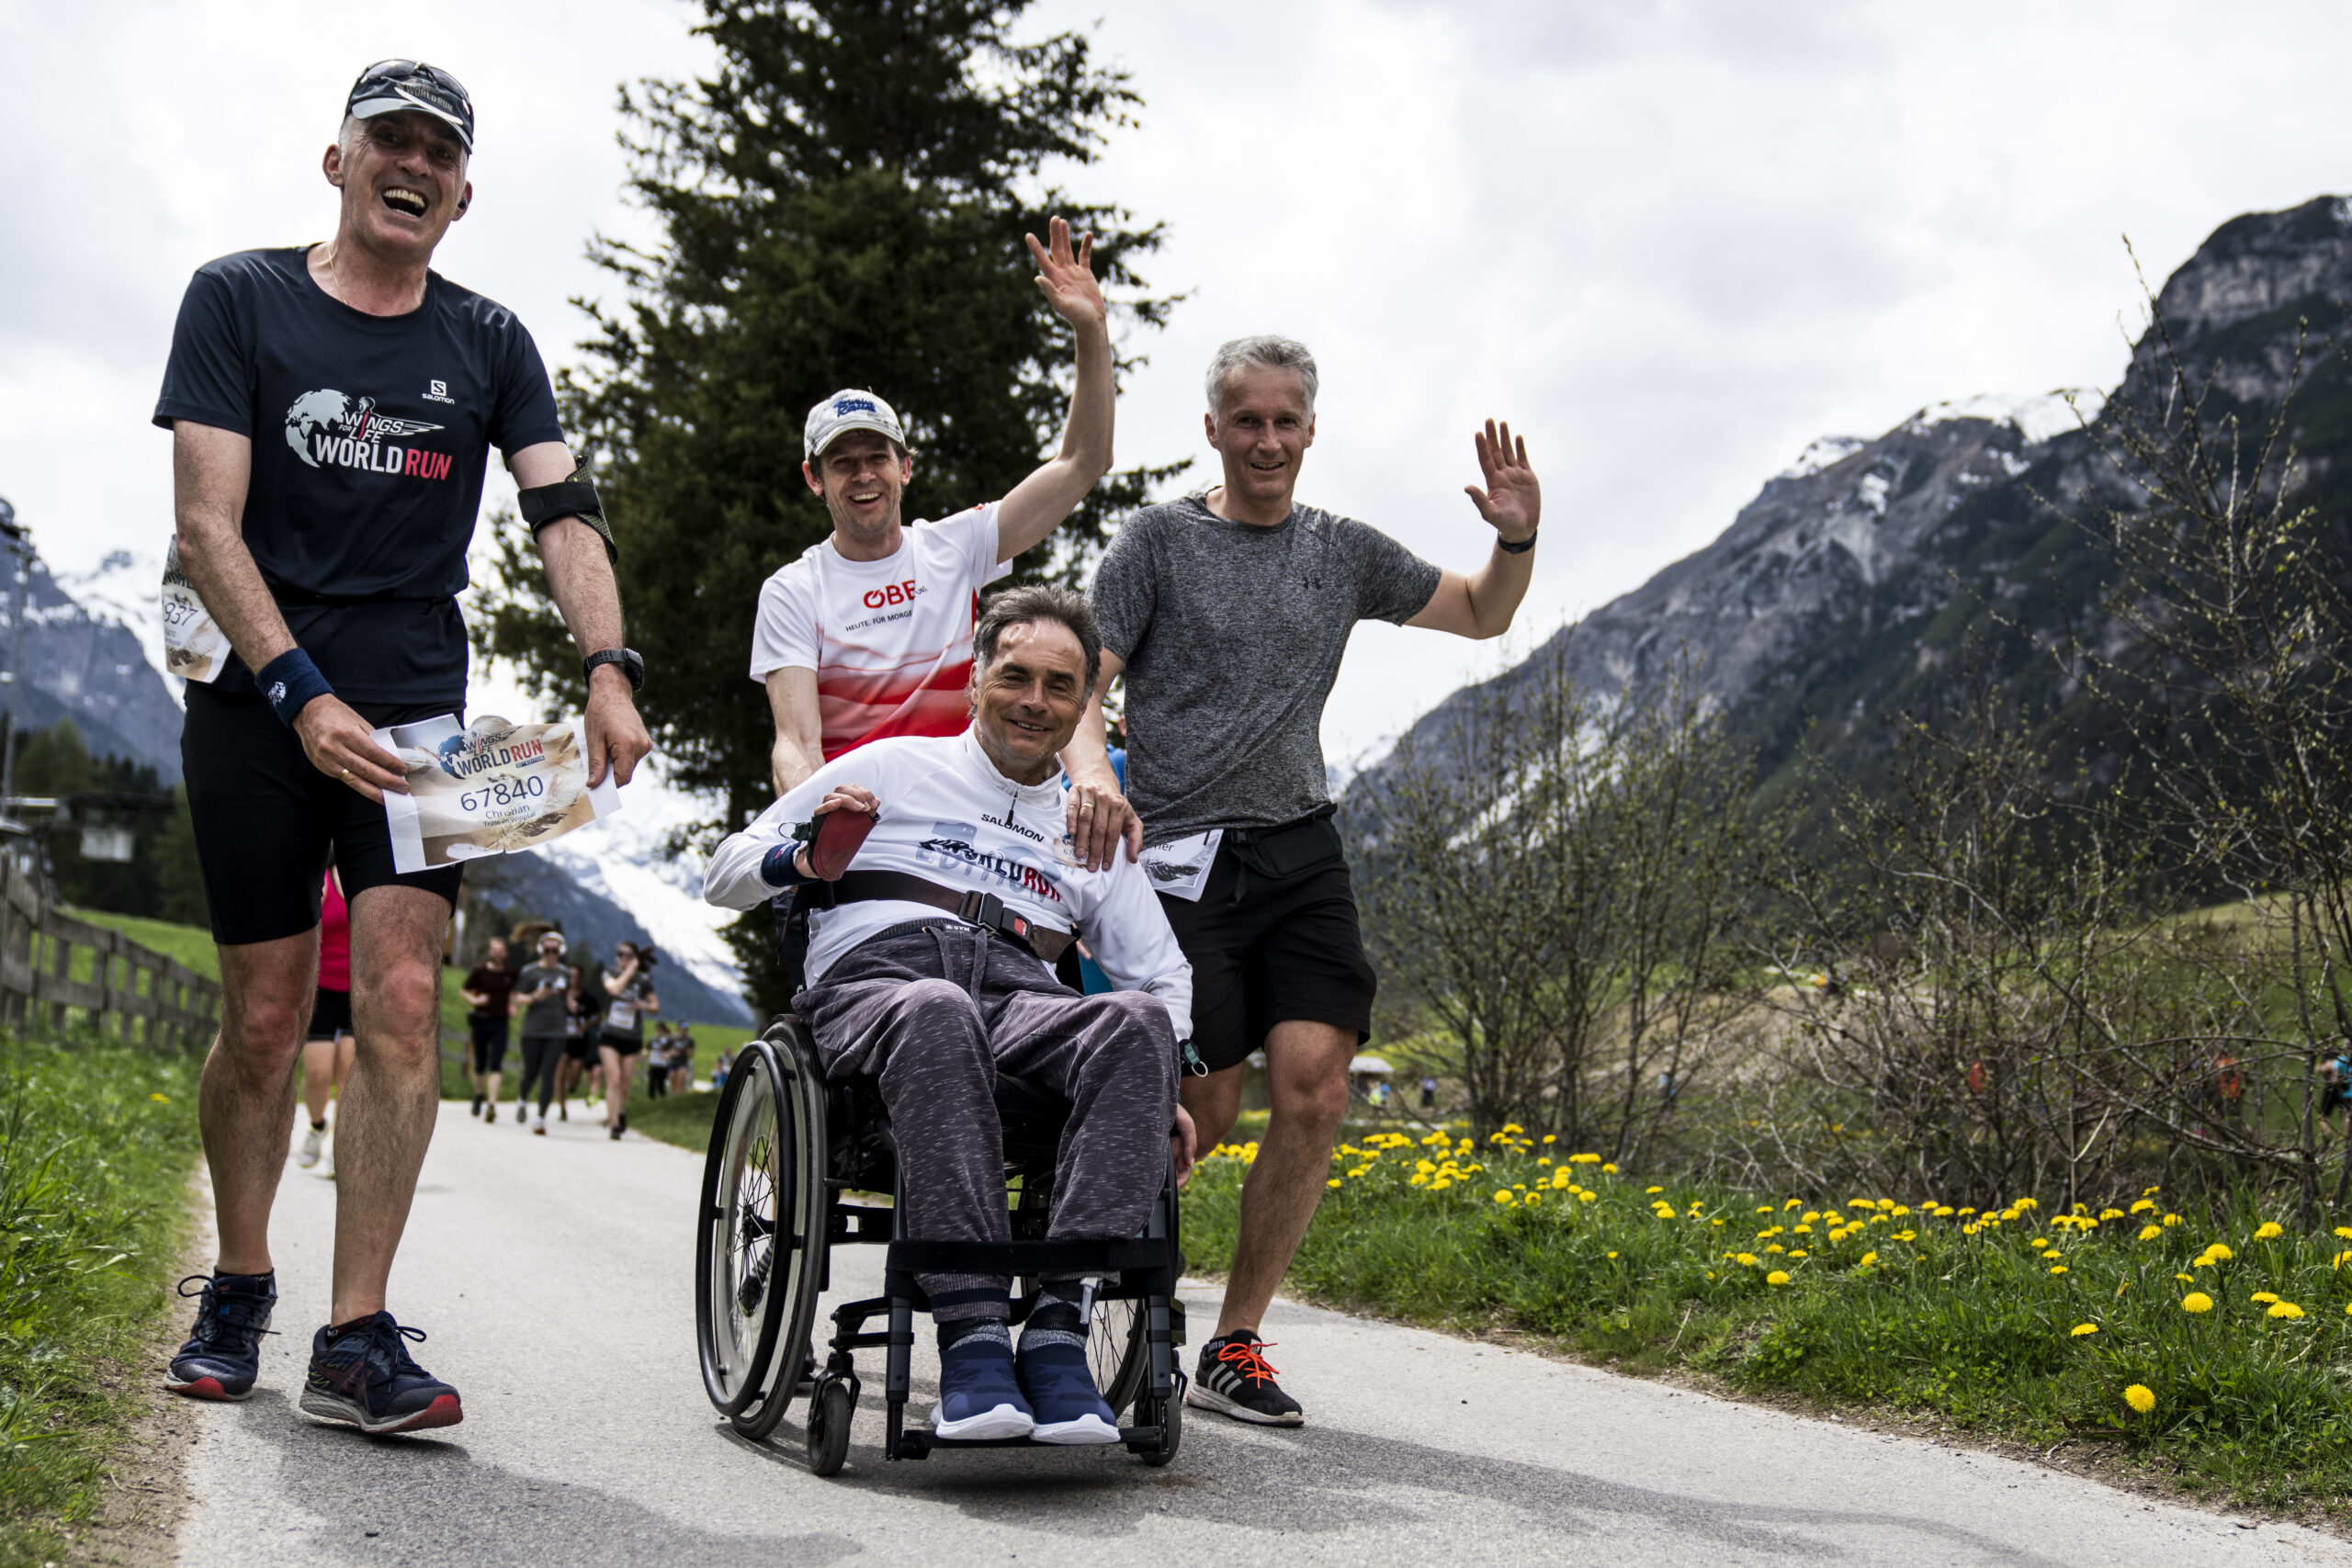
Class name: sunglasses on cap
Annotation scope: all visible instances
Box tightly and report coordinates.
[347,59,475,152]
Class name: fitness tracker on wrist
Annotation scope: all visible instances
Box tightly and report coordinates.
[1496,530,1538,555]
[583,647,644,692]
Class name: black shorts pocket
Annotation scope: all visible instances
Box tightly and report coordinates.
[1228,810,1344,882]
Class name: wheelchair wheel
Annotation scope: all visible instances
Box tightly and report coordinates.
[1012,1180,1149,1414]
[807,1378,854,1476]
[695,1030,826,1439]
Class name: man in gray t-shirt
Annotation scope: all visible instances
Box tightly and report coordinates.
[1064,333,1542,1427]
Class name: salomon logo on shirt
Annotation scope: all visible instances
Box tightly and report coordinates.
[283,389,450,478]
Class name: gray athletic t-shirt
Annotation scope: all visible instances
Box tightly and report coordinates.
[1090,496,1442,845]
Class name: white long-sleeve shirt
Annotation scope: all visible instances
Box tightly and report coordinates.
[705,729,1193,1040]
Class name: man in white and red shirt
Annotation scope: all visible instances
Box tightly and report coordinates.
[750,217,1115,796]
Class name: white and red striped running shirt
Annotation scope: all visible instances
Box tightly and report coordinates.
[747,502,1009,761]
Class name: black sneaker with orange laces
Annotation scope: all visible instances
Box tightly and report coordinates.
[1186,1328,1305,1427]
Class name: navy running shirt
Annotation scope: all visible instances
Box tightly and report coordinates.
[153,246,566,705]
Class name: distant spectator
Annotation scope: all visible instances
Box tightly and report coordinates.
[598,940,660,1138]
[1419,1076,1437,1111]
[513,931,572,1134]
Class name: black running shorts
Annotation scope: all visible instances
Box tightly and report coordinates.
[469,1014,511,1074]
[182,685,465,946]
[600,1029,644,1058]
[307,986,352,1042]
[1158,813,1377,1075]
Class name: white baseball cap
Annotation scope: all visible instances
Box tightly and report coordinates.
[804,389,906,460]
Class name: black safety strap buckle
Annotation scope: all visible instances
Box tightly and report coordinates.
[956,889,1006,934]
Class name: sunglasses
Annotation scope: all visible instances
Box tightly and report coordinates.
[353,59,472,107]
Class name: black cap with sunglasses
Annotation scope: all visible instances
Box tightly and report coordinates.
[346,60,474,152]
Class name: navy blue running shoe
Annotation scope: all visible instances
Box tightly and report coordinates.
[166,1271,277,1400]
[299,1312,463,1435]
[932,1334,1032,1440]
[1017,1337,1119,1445]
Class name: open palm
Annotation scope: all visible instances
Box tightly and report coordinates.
[1464,420,1540,541]
[1025,215,1104,332]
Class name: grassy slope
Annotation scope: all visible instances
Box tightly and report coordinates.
[1183,1128,2352,1515]
[0,1035,203,1564]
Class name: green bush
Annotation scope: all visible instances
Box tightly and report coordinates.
[0,1034,202,1562]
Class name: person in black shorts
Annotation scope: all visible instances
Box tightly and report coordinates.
[461,936,516,1122]
[596,942,660,1140]
[1065,334,1541,1426]
[155,61,652,1435]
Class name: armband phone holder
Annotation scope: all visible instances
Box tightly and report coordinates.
[518,455,618,565]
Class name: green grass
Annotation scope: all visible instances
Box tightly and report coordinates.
[0,1033,203,1564]
[1184,1127,2352,1513]
[65,908,220,983]
[628,1087,722,1154]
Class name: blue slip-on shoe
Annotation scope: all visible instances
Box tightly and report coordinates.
[933,1334,1033,1440]
[165,1271,277,1401]
[1018,1337,1120,1445]
[299,1311,463,1435]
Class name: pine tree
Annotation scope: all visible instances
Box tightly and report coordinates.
[473,0,1180,843]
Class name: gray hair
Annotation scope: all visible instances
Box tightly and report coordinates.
[1204,335,1318,418]
[974,585,1102,694]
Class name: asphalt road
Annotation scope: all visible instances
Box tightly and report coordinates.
[172,1101,2352,1567]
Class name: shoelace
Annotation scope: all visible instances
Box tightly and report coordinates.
[354,1318,434,1382]
[176,1275,279,1350]
[1214,1337,1283,1387]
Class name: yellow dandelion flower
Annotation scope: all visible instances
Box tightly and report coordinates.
[2050,1265,2069,1275]
[2138,1224,2162,1241]
[1409,1174,1429,1186]
[2099,1208,2125,1222]
[2123,1384,2155,1415]
[1858,1251,1878,1267]
[1578,1190,1597,1203]
[2131,1199,2156,1214]
[2069,1323,2098,1337]
[1736,1253,1759,1267]
[1894,1231,1917,1243]
[1784,1199,1804,1212]
[1327,1178,1343,1189]
[1526,1192,1543,1205]
[1959,1207,1979,1216]
[2255,1222,2284,1240]
[1607,1251,1619,1259]
[2268,1302,2306,1319]
[2336,1226,2352,1241]
[1431,1179,1453,1190]
[1543,1134,1556,1144]
[1764,1245,1785,1255]
[2335,1252,2352,1269]
[2163,1213,2183,1227]
[1492,1189,1514,1203]
[2030,1238,2051,1250]
[2175,1272,2194,1283]
[1601,1163,1618,1174]
[1646,1186,1665,1194]
[1538,1156,1553,1166]
[2204,1243,2233,1262]
[150,1092,171,1103]
[2251,1292,2279,1304]
[1766,1270,1792,1286]
[2181,1292,2214,1314]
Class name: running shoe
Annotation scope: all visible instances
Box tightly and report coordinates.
[933,1334,1033,1440]
[165,1271,277,1400]
[1018,1337,1119,1444]
[533,1114,548,1135]
[300,1312,462,1435]
[1187,1329,1305,1426]
[470,1095,483,1117]
[296,1123,325,1168]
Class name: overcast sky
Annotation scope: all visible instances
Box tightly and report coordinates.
[4,0,2349,775]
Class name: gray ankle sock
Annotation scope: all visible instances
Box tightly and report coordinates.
[938,1319,1012,1353]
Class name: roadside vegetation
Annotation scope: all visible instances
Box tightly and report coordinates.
[1185,1128,2352,1510]
[0,1033,202,1563]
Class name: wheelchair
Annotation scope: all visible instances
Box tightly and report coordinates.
[693,1010,1188,1475]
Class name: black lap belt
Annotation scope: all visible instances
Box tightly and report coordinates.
[830,871,1077,964]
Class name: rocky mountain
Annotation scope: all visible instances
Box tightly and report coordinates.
[0,551,188,781]
[1356,195,2352,805]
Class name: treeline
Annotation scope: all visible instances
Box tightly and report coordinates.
[1351,299,2352,1224]
[6,718,205,927]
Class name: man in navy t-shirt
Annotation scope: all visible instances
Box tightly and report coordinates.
[153,60,652,1437]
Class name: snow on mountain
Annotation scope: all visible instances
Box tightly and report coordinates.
[1905,389,2104,445]
[54,548,180,708]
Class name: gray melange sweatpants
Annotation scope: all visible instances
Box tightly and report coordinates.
[796,923,1178,1323]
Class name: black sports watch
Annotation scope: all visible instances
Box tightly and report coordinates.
[583,647,644,693]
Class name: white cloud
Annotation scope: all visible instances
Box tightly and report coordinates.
[6,0,2350,779]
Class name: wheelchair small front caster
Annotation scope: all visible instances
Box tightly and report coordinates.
[807,1378,854,1476]
[1137,1372,1184,1468]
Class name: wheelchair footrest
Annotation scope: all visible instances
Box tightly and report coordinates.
[905,1425,1165,1450]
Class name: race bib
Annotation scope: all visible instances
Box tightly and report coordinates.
[372,714,624,874]
[1139,829,1222,902]
[606,998,637,1030]
[160,540,230,683]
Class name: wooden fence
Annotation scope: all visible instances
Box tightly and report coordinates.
[0,861,220,1050]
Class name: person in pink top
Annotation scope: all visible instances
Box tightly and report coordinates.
[294,867,354,1172]
[749,217,1116,795]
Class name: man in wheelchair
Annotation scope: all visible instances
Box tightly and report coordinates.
[705,585,1196,1446]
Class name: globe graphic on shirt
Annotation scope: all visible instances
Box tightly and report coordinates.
[284,389,373,468]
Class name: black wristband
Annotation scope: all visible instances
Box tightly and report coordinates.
[1496,530,1538,555]
[583,648,644,692]
[255,649,334,727]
